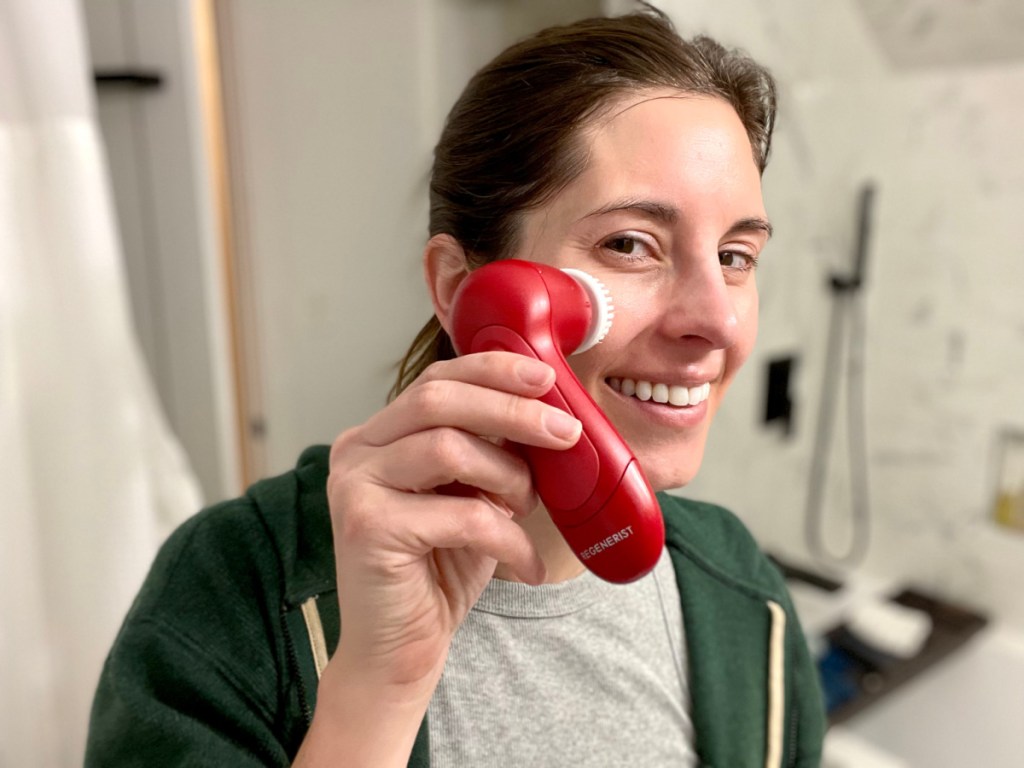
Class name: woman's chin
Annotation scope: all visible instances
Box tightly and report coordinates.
[639,456,703,494]
[623,431,708,493]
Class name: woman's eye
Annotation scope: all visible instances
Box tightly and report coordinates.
[720,250,757,271]
[606,236,638,254]
[601,235,650,260]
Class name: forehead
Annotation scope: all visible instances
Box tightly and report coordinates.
[545,91,764,216]
[585,90,756,174]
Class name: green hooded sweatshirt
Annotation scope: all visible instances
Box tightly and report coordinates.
[86,445,825,766]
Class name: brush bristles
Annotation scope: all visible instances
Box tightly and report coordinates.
[560,268,614,354]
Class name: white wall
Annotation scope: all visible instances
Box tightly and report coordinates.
[646,0,1024,631]
[216,0,436,478]
[217,0,600,477]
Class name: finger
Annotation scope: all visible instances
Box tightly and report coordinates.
[391,493,546,584]
[359,428,538,517]
[332,488,545,583]
[417,352,555,394]
[329,425,539,519]
[362,378,581,449]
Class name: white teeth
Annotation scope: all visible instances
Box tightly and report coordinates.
[612,378,710,408]
[668,386,689,406]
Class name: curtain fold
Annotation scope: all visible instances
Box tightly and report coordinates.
[0,1,202,765]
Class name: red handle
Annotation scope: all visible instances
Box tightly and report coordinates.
[449,260,664,583]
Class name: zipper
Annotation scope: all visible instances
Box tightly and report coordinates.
[787,701,799,767]
[282,603,315,726]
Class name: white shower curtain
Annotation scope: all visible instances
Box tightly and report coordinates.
[0,1,203,765]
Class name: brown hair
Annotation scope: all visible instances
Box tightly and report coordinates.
[390,6,776,399]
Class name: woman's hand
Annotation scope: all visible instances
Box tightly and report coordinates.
[294,352,581,766]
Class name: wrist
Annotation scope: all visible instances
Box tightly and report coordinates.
[292,649,440,768]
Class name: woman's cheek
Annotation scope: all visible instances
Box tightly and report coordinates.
[734,286,759,365]
[599,277,661,340]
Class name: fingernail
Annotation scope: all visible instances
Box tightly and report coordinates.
[543,408,581,442]
[516,359,553,388]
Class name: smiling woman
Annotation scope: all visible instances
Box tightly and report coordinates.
[86,7,825,768]
[490,93,770,490]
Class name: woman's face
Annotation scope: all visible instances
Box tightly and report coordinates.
[514,92,768,492]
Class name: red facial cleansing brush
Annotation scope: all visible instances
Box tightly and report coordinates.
[448,259,664,583]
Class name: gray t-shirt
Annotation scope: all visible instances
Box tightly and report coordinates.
[428,548,698,766]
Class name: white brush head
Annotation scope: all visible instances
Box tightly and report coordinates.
[560,268,614,354]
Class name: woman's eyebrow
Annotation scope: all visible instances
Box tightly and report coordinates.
[580,200,774,240]
[581,198,679,224]
[728,216,774,240]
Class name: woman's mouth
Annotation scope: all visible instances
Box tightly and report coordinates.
[606,377,711,408]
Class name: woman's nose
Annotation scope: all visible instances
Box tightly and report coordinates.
[661,257,739,350]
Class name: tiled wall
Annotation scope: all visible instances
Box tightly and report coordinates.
[642,0,1024,630]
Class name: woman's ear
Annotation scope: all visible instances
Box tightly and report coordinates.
[423,234,470,334]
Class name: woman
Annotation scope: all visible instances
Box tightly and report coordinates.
[87,8,825,767]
